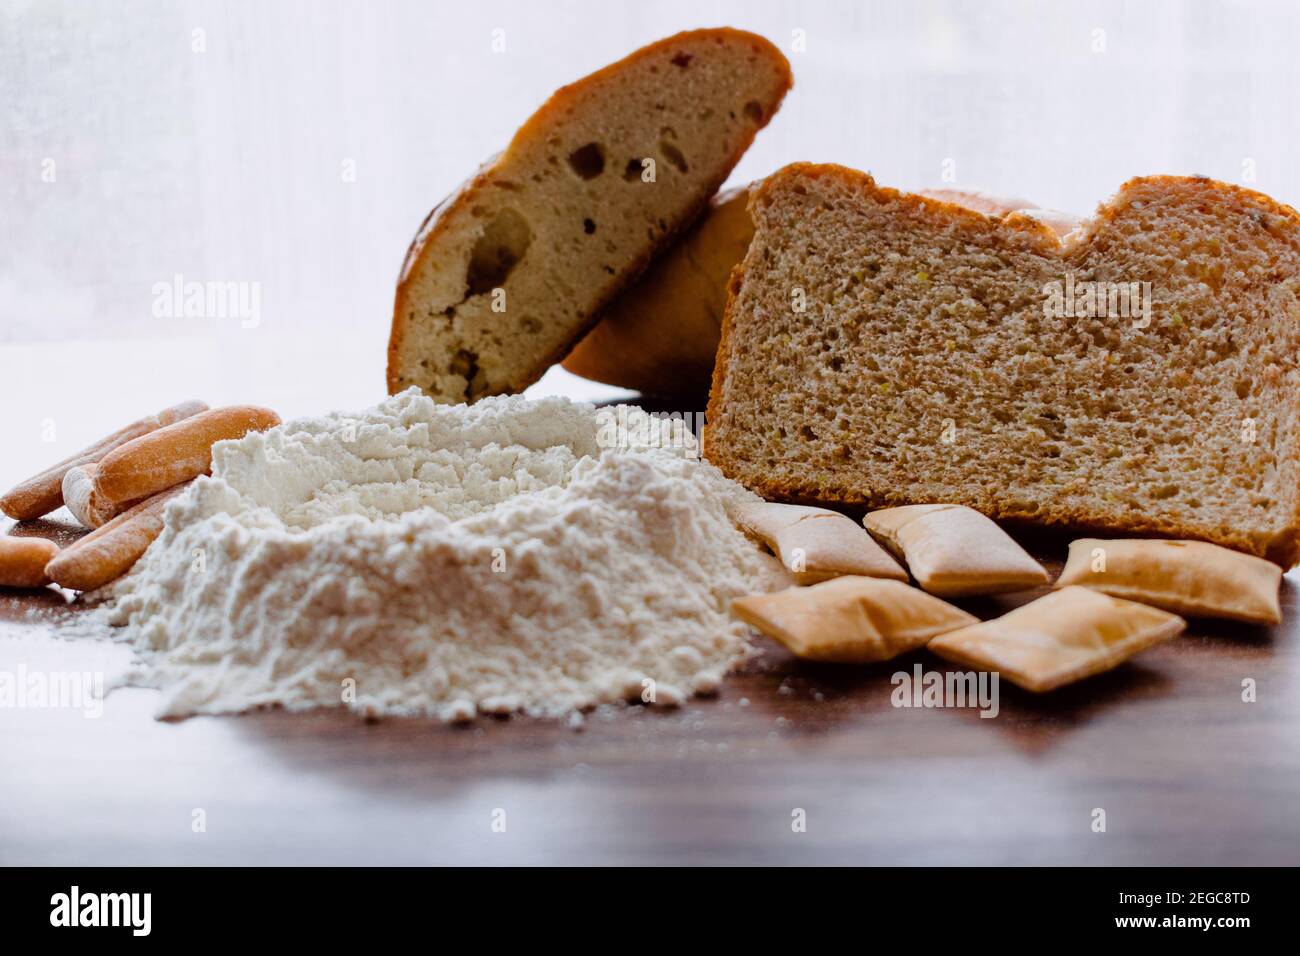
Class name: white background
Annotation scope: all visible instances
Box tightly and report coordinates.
[2,0,1298,429]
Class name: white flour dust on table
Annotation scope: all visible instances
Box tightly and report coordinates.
[102,389,786,720]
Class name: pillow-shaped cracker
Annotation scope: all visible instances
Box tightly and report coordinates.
[863,504,1048,597]
[731,575,976,663]
[927,586,1184,692]
[736,501,906,585]
[1054,538,1281,625]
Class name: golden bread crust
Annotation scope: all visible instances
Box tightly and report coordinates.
[705,163,1300,567]
[388,29,792,399]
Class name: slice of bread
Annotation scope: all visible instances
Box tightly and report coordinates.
[705,163,1300,566]
[562,184,755,396]
[388,29,791,403]
[561,188,1073,398]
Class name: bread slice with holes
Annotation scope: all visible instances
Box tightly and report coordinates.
[388,28,791,403]
[705,163,1300,566]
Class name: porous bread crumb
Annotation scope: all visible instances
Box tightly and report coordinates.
[706,164,1300,566]
[389,28,791,404]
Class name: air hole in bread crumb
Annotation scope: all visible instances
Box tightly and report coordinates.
[567,143,606,180]
[670,53,693,68]
[624,159,646,182]
[466,208,532,296]
[744,100,764,123]
[583,218,596,235]
[658,138,688,173]
[449,348,479,385]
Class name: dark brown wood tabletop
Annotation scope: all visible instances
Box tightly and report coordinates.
[4,499,1297,867]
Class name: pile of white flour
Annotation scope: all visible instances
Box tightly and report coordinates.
[103,389,785,720]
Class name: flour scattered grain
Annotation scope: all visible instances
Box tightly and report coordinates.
[105,389,785,720]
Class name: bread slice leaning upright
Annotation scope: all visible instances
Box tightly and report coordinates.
[389,28,792,403]
[705,163,1300,566]
[561,184,756,397]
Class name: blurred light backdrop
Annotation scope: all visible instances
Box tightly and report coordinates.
[1,0,1296,397]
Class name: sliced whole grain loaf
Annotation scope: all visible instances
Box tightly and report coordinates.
[562,187,1074,397]
[704,163,1300,566]
[389,29,791,404]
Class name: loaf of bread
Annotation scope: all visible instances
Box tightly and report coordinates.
[562,185,755,396]
[388,29,791,404]
[705,164,1300,566]
[562,188,1074,397]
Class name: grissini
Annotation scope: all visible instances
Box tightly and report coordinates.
[61,464,118,529]
[735,500,906,584]
[0,536,61,588]
[61,405,281,528]
[45,483,190,591]
[0,400,207,521]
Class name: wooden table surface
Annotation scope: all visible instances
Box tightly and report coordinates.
[1,349,1297,866]
[4,521,1297,867]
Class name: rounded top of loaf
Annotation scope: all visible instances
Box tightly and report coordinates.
[753,163,1300,254]
[510,29,792,151]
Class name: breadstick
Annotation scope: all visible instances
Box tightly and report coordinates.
[61,405,280,528]
[62,464,119,528]
[45,483,190,591]
[0,400,207,521]
[0,536,60,588]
